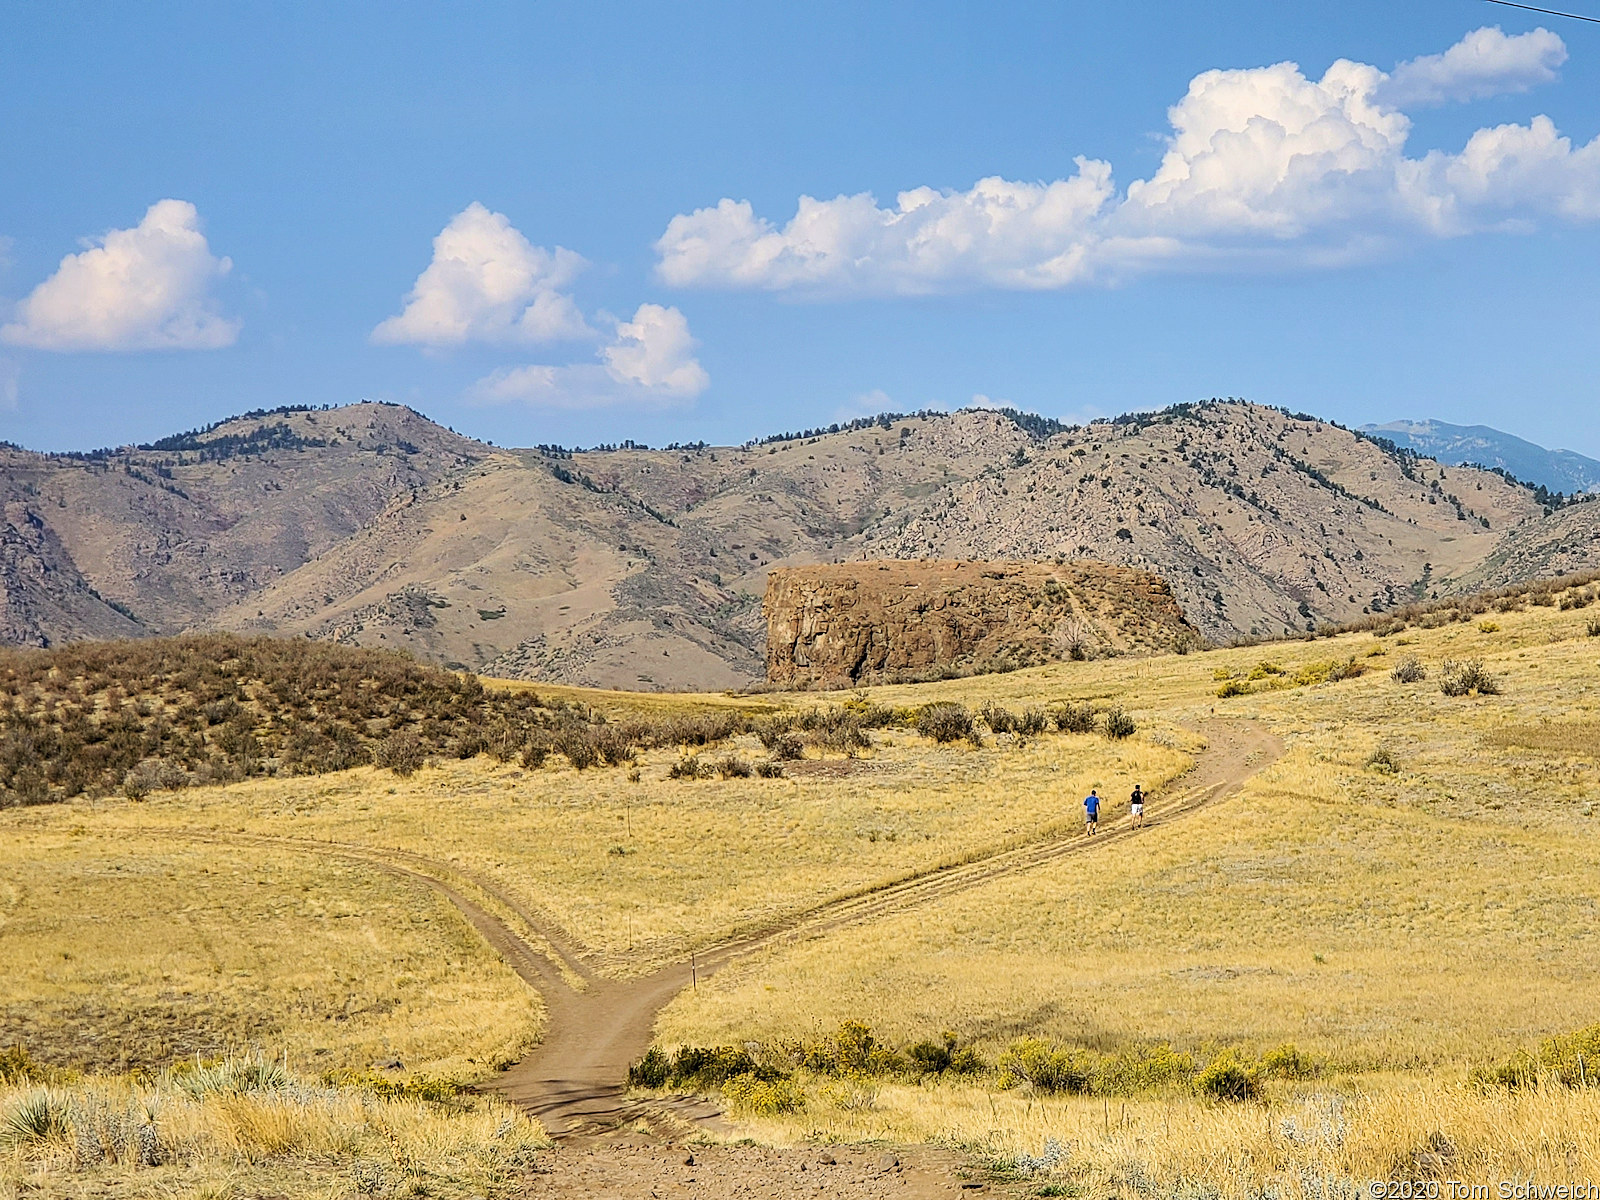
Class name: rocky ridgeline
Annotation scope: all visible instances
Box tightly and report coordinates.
[764,560,1197,687]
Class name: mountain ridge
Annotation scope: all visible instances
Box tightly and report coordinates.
[3,398,1595,689]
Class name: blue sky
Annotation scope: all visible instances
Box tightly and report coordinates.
[1,1,1597,455]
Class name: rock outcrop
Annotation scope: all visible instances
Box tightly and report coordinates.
[764,560,1197,687]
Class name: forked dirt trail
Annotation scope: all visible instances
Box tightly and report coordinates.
[489,718,1282,1140]
[169,720,1282,1192]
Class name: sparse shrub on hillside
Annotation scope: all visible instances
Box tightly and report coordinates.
[802,707,871,755]
[1440,659,1500,697]
[1052,701,1097,734]
[996,1040,1091,1095]
[1392,655,1427,683]
[1216,678,1251,698]
[553,728,599,770]
[905,1032,984,1078]
[722,1073,805,1115]
[754,760,786,778]
[977,701,1018,734]
[917,702,975,744]
[1194,1053,1260,1102]
[1259,1042,1319,1080]
[1365,747,1400,774]
[715,756,752,779]
[1471,1021,1600,1091]
[1103,706,1136,739]
[754,714,797,749]
[841,698,900,728]
[1559,587,1594,611]
[0,633,669,804]
[521,743,550,769]
[652,711,749,749]
[1587,617,1600,638]
[375,729,425,776]
[1247,661,1285,681]
[1,1088,70,1147]
[1478,620,1500,633]
[0,1046,44,1086]
[667,756,709,780]
[1018,706,1049,737]
[766,732,804,761]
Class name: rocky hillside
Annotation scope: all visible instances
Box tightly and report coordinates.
[0,399,1574,689]
[765,561,1196,687]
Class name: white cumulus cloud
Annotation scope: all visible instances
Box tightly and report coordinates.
[471,303,708,410]
[1,200,238,351]
[655,27,1597,294]
[657,163,1115,294]
[372,202,591,346]
[1380,25,1566,107]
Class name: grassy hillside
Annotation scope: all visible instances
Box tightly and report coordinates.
[3,577,1599,1195]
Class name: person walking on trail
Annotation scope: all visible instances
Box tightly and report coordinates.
[1130,783,1146,829]
[1084,788,1101,835]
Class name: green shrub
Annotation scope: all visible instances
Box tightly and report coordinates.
[375,729,426,776]
[0,1089,69,1146]
[322,1068,463,1102]
[1537,1021,1600,1087]
[723,1073,805,1115]
[667,756,708,780]
[1469,1052,1536,1091]
[1440,658,1500,697]
[1259,1042,1318,1079]
[978,702,1018,734]
[1215,679,1251,698]
[767,732,804,761]
[905,1032,984,1077]
[1103,706,1136,739]
[917,702,975,744]
[1053,701,1097,733]
[1194,1053,1259,1102]
[715,756,752,779]
[1365,747,1400,774]
[0,1045,42,1085]
[1092,1043,1196,1094]
[174,1053,291,1098]
[1392,655,1426,683]
[995,1039,1090,1095]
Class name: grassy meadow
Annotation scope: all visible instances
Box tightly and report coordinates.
[3,579,1599,1195]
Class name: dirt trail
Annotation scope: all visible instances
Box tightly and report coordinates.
[172,718,1280,1152]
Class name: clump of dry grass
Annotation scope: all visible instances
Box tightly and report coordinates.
[0,1063,547,1198]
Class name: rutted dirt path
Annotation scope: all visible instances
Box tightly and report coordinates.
[172,719,1281,1152]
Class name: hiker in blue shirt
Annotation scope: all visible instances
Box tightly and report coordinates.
[1084,788,1101,835]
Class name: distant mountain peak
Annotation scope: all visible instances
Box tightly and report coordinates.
[1360,419,1600,495]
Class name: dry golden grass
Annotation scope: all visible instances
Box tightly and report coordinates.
[726,1076,1600,1198]
[659,598,1600,1069]
[5,583,1600,1194]
[0,826,539,1079]
[0,1066,548,1199]
[29,725,1190,968]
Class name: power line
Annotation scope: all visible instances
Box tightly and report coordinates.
[1484,0,1600,23]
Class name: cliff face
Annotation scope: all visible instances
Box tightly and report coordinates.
[764,560,1196,687]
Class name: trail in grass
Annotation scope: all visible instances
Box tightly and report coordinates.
[170,718,1281,1142]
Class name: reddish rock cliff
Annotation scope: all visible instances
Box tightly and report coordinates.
[764,560,1196,687]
